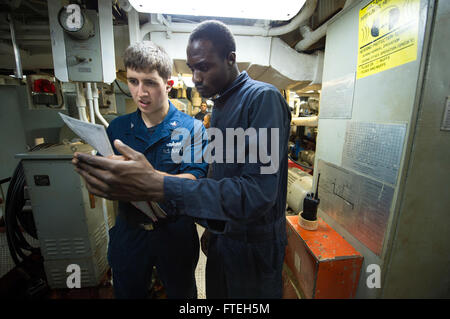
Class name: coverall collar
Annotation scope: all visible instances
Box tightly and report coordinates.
[129,101,181,151]
[212,71,249,105]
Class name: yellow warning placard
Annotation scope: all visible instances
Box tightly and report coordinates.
[357,0,420,79]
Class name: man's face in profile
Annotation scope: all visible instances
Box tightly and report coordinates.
[187,39,232,98]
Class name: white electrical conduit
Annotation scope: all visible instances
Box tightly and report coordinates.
[139,0,318,38]
[291,116,318,127]
[92,83,109,127]
[295,24,327,52]
[79,107,88,122]
[85,82,95,124]
[93,83,111,243]
[102,198,110,244]
[86,83,110,242]
[295,0,357,52]
[76,83,88,122]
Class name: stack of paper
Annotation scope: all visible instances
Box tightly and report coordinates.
[59,113,166,221]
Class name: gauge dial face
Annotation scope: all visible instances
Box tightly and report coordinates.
[58,4,84,32]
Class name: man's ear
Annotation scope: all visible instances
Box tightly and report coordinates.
[227,52,236,67]
[166,79,174,92]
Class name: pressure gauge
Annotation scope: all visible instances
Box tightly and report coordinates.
[58,4,94,40]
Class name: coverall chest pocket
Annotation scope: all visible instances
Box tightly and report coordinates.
[151,142,181,174]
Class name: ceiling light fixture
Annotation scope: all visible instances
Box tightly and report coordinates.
[128,0,306,21]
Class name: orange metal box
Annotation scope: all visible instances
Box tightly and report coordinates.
[284,215,363,299]
[282,266,301,299]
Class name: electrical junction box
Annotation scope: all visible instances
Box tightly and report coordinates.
[16,144,111,289]
[47,0,116,83]
[283,216,363,299]
[64,9,104,82]
[26,74,64,110]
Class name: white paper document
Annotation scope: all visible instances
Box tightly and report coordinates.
[59,113,166,221]
[59,112,114,157]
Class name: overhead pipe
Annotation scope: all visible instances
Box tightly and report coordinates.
[92,83,109,127]
[295,24,327,52]
[266,0,318,37]
[7,13,22,79]
[295,0,357,52]
[139,0,318,39]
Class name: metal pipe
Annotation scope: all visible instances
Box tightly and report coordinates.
[295,0,357,52]
[85,82,95,124]
[76,83,88,122]
[291,116,318,127]
[128,8,140,44]
[139,0,318,39]
[266,0,318,36]
[79,106,88,122]
[295,24,327,52]
[7,13,22,79]
[92,83,109,127]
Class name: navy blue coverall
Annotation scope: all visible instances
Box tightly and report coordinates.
[164,72,292,298]
[106,102,208,298]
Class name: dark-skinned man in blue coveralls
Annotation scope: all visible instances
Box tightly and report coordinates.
[73,21,291,298]
[99,41,208,298]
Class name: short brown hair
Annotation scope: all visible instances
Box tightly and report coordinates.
[123,41,172,80]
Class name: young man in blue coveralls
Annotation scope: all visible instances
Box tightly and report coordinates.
[73,21,291,298]
[103,41,208,298]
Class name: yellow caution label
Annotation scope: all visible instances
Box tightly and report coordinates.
[357,0,420,79]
